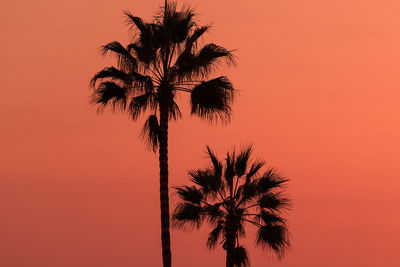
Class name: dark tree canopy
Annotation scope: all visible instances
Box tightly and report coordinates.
[90,1,235,151]
[173,145,290,267]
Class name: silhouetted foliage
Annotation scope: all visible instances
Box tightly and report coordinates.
[173,145,290,267]
[89,1,235,267]
[90,1,235,150]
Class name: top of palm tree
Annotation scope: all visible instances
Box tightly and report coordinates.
[90,0,236,151]
[173,145,291,266]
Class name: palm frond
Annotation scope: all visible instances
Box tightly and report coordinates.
[100,41,137,71]
[259,193,290,211]
[175,185,204,205]
[235,145,253,178]
[174,44,234,79]
[224,150,236,189]
[189,169,223,196]
[206,220,224,249]
[185,26,209,52]
[256,169,288,193]
[246,160,265,183]
[90,66,131,88]
[123,11,147,33]
[140,114,160,152]
[169,99,182,120]
[191,76,234,122]
[256,224,289,258]
[162,2,195,43]
[206,146,223,182]
[91,81,127,111]
[256,210,285,225]
[239,180,258,205]
[131,72,155,93]
[172,202,203,230]
[128,93,157,120]
[204,203,224,225]
[128,41,159,66]
[232,246,250,267]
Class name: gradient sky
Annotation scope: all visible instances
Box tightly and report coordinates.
[1,0,399,266]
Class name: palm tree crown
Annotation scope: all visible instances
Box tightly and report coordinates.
[90,1,235,150]
[173,146,290,267]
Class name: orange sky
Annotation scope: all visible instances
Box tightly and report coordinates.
[1,0,399,266]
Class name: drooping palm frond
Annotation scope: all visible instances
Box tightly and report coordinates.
[131,72,155,93]
[175,185,204,204]
[232,246,250,267]
[204,203,224,225]
[174,44,234,79]
[256,210,285,225]
[168,99,182,120]
[100,41,137,71]
[90,66,131,88]
[259,192,290,211]
[189,168,223,196]
[256,224,289,258]
[191,76,234,122]
[207,220,224,249]
[128,92,157,120]
[91,81,127,111]
[127,30,162,66]
[172,202,203,230]
[141,114,160,152]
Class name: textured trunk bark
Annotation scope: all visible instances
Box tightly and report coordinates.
[159,103,171,267]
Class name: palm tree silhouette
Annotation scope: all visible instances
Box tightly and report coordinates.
[89,1,235,266]
[173,146,290,267]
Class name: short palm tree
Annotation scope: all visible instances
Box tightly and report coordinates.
[89,1,235,266]
[173,146,290,267]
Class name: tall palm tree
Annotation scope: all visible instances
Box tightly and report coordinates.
[90,1,235,266]
[173,146,290,267]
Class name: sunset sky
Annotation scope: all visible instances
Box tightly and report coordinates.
[1,0,399,266]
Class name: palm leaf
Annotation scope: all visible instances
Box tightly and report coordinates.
[185,26,209,52]
[191,76,234,122]
[259,193,290,211]
[232,246,250,267]
[175,185,204,205]
[224,150,236,189]
[256,210,285,225]
[172,202,203,229]
[90,66,131,88]
[141,114,160,152]
[128,93,157,120]
[256,169,288,193]
[206,220,224,249]
[100,41,137,71]
[235,145,253,178]
[91,81,127,111]
[256,224,289,258]
[246,160,265,183]
[175,43,234,79]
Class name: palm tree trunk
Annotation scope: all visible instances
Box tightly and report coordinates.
[159,103,171,267]
[225,230,235,267]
